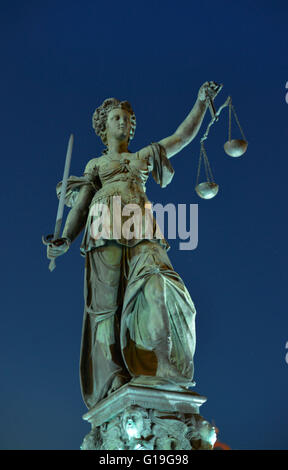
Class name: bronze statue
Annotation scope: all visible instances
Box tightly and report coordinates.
[46,82,221,410]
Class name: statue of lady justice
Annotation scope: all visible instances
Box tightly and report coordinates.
[47,81,221,410]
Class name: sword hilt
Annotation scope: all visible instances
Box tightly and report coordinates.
[42,234,54,245]
[42,234,65,271]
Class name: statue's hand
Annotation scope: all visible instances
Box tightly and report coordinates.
[198,81,222,103]
[47,237,70,260]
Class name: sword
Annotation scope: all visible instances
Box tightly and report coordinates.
[42,133,74,271]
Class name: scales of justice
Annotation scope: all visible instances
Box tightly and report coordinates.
[43,81,247,450]
[195,85,247,199]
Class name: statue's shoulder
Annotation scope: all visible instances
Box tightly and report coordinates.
[84,156,103,175]
[138,144,153,158]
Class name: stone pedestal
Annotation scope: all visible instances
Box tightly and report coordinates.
[81,383,216,450]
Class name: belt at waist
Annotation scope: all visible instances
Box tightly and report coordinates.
[90,180,147,206]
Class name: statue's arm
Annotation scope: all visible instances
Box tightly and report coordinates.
[61,183,95,242]
[47,183,95,259]
[158,81,221,159]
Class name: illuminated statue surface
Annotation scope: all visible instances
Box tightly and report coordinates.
[46,82,220,449]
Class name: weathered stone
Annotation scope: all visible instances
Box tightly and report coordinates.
[81,383,216,450]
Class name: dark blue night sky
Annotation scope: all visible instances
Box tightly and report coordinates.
[1,0,287,450]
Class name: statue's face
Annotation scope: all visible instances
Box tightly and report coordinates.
[123,409,144,439]
[106,107,131,144]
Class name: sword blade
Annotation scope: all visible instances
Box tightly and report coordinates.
[48,133,74,272]
[53,133,74,240]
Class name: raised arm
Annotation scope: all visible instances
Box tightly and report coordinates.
[158,81,221,159]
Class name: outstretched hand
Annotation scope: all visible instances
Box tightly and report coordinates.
[198,81,222,103]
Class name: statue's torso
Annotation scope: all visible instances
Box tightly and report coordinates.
[88,149,154,208]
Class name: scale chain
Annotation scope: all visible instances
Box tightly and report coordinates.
[196,144,203,186]
[196,142,215,186]
[200,96,232,144]
[197,97,231,187]
[202,143,215,183]
[231,103,247,141]
[228,101,231,142]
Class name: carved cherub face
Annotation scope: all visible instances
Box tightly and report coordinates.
[122,408,144,439]
[197,420,217,448]
[105,108,132,145]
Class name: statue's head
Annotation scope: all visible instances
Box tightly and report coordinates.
[92,98,136,151]
[121,406,150,440]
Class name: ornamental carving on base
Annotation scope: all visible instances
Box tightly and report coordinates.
[81,405,216,451]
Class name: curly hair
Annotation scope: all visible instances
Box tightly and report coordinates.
[92,98,136,152]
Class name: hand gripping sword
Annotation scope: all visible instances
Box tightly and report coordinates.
[42,134,74,272]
